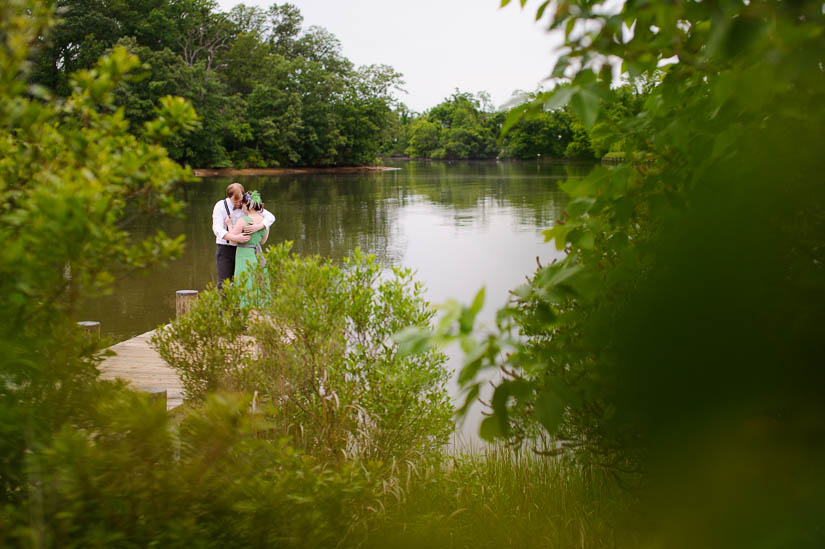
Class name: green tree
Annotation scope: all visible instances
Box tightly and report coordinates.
[405,118,442,158]
[563,116,595,159]
[503,108,573,159]
[30,0,183,94]
[403,0,825,545]
[246,82,303,166]
[29,0,407,169]
[265,2,304,57]
[0,0,196,509]
[218,32,277,96]
[404,90,502,159]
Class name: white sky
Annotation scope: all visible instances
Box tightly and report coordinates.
[216,0,563,112]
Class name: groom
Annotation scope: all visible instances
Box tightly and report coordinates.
[212,182,276,289]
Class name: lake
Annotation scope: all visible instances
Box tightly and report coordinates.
[79,159,592,438]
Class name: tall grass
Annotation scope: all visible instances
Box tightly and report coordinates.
[361,446,632,548]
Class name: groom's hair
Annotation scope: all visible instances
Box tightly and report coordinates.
[226,182,243,200]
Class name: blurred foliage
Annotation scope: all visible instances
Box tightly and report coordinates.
[364,446,628,549]
[401,0,825,545]
[1,391,377,547]
[0,0,194,510]
[153,242,453,463]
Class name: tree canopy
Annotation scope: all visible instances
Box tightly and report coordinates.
[30,1,406,168]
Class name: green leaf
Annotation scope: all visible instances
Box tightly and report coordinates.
[496,305,518,327]
[533,261,584,294]
[566,197,595,217]
[458,341,489,386]
[560,167,609,198]
[536,0,551,20]
[511,283,532,299]
[534,302,557,326]
[534,390,565,434]
[479,416,503,441]
[551,56,571,78]
[459,334,478,354]
[568,228,595,250]
[544,86,577,111]
[572,70,598,86]
[569,88,601,129]
[543,224,570,250]
[469,286,485,316]
[489,382,512,437]
[457,384,481,417]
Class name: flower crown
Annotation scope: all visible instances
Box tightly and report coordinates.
[244,190,262,206]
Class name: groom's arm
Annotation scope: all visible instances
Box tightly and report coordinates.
[243,208,275,234]
[213,201,249,243]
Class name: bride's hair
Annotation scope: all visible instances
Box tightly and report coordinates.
[242,191,264,212]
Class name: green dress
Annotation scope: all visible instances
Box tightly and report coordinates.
[234,215,266,307]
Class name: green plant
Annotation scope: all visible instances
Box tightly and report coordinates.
[3,389,377,548]
[0,0,196,508]
[154,243,454,463]
[151,284,253,402]
[400,0,825,545]
[363,445,630,548]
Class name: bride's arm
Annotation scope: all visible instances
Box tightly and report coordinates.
[228,217,245,236]
[244,208,273,234]
[260,228,269,245]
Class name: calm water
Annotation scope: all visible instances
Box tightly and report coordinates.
[79,159,592,435]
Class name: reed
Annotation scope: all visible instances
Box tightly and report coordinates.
[361,445,631,548]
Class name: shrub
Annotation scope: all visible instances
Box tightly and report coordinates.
[3,389,375,548]
[151,284,252,402]
[153,243,454,463]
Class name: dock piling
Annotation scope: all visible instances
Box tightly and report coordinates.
[77,320,100,340]
[176,290,198,317]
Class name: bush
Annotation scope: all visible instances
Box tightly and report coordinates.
[1,389,375,548]
[152,285,253,401]
[153,243,454,463]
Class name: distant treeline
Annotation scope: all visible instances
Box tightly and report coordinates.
[31,1,648,168]
[389,85,648,161]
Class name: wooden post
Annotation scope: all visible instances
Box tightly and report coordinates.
[77,321,100,340]
[176,290,198,317]
[139,387,167,409]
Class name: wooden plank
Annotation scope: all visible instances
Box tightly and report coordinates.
[98,329,184,411]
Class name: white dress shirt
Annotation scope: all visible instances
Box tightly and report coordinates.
[212,198,276,245]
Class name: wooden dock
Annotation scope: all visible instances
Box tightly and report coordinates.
[98,329,183,410]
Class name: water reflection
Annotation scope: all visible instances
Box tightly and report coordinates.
[78,160,592,343]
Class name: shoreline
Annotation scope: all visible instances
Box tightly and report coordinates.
[192,166,397,177]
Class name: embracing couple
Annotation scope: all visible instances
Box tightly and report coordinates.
[211,182,275,291]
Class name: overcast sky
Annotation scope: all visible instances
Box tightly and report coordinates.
[216,0,563,112]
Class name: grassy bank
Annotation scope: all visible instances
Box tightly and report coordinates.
[362,448,631,548]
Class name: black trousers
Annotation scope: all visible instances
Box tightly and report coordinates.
[216,244,237,290]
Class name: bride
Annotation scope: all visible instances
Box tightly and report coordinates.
[226,190,268,307]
